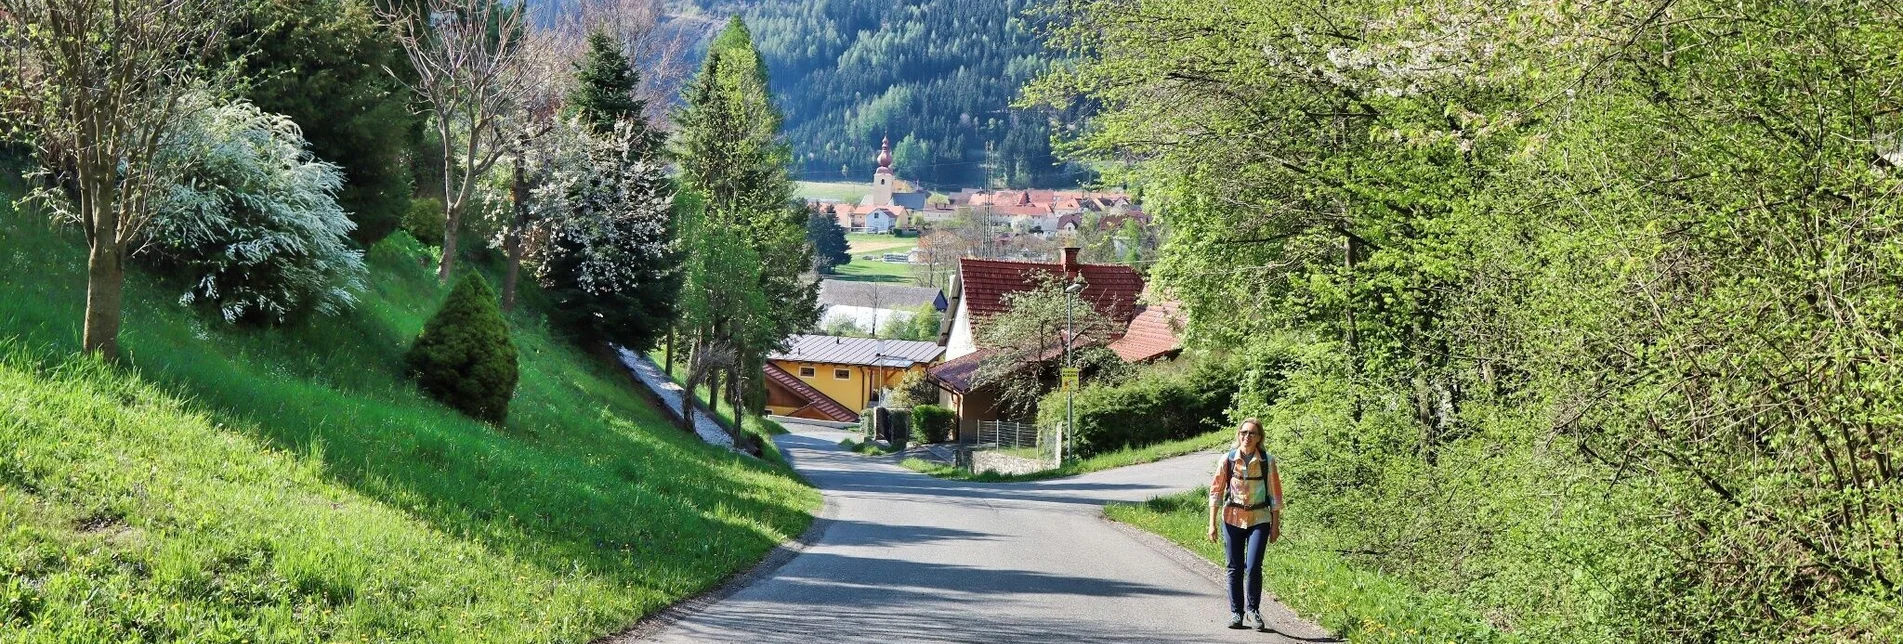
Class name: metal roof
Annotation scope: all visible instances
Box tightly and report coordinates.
[770,334,944,368]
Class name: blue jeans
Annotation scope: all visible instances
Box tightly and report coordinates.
[1222,522,1270,614]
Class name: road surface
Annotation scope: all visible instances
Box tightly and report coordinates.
[635,423,1335,643]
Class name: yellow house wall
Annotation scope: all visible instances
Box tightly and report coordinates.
[768,359,925,414]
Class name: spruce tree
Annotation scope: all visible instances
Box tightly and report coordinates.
[406,273,519,424]
[807,210,851,273]
[567,30,643,139]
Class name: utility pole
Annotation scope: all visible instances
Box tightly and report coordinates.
[1063,278,1086,465]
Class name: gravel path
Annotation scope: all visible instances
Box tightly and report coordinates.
[614,347,735,450]
[634,421,1335,643]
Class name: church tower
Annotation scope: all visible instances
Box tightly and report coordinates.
[870,136,894,207]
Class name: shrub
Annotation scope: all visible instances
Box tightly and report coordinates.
[1038,354,1243,457]
[406,273,518,423]
[403,197,446,247]
[911,404,955,443]
[890,369,939,408]
[143,94,365,325]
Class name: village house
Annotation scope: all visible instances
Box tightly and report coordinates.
[928,247,1183,440]
[763,334,945,423]
[816,279,946,335]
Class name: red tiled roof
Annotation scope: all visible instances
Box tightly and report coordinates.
[958,256,1145,329]
[764,362,859,422]
[1108,301,1184,363]
[925,349,989,394]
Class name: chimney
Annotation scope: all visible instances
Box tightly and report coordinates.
[1061,246,1079,271]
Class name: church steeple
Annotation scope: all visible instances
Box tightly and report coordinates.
[870,136,895,207]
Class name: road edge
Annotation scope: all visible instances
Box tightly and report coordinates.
[1097,511,1339,642]
[595,457,840,643]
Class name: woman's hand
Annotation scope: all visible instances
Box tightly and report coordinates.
[1207,523,1219,543]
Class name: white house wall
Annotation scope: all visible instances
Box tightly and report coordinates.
[945,299,976,360]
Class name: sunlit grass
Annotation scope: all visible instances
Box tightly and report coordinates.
[1106,490,1508,643]
[0,184,819,642]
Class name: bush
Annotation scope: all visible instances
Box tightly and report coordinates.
[403,197,446,247]
[890,369,939,408]
[406,273,518,423]
[143,94,366,325]
[1038,355,1243,457]
[911,404,955,443]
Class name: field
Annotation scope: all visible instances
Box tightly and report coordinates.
[795,181,869,204]
[0,181,819,642]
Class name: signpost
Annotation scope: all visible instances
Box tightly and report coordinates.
[1060,367,1080,391]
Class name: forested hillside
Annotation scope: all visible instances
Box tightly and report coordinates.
[680,0,1084,189]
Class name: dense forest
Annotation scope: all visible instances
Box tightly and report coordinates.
[678,0,1087,190]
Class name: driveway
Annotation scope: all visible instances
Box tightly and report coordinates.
[635,423,1335,643]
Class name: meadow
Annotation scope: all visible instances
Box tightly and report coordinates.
[0,185,819,642]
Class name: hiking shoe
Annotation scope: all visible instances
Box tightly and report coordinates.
[1250,610,1269,632]
[1227,612,1246,629]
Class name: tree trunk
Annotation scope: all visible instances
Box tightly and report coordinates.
[438,203,460,283]
[680,339,702,433]
[81,227,126,360]
[664,326,675,374]
[501,151,527,312]
[710,369,723,422]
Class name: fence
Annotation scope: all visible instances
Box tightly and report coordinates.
[966,420,1059,469]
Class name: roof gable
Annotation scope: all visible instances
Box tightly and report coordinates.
[958,257,1145,329]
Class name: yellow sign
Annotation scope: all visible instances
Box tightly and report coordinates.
[1060,367,1081,390]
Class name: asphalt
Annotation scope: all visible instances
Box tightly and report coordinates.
[635,423,1337,644]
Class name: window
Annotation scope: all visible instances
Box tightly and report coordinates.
[798,366,815,378]
[834,368,851,380]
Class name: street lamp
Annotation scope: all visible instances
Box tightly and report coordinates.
[1063,279,1086,465]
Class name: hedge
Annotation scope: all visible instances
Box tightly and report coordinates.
[1037,356,1241,457]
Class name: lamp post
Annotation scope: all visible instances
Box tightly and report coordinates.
[1063,278,1086,465]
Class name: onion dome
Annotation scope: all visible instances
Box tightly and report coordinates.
[876,136,893,174]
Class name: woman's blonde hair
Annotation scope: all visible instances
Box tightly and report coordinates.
[1238,418,1263,433]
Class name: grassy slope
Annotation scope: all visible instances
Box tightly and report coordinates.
[0,190,818,642]
[827,259,914,284]
[900,429,1232,482]
[1105,492,1507,643]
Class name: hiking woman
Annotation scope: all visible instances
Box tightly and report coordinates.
[1207,417,1283,631]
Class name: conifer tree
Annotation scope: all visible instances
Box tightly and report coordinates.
[407,273,519,424]
[673,17,818,414]
[568,30,642,138]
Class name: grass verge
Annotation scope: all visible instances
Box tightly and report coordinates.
[0,187,819,642]
[899,430,1233,482]
[1106,490,1508,643]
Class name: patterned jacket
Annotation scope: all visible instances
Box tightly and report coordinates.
[1209,448,1283,529]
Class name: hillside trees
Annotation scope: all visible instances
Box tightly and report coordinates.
[386,0,530,283]
[220,0,422,245]
[1036,0,1903,638]
[672,17,818,427]
[693,0,1086,188]
[0,0,241,358]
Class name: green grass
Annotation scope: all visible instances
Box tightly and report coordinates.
[795,181,869,203]
[1106,491,1507,643]
[844,233,917,255]
[828,258,915,284]
[901,430,1234,482]
[0,183,819,642]
[837,438,898,456]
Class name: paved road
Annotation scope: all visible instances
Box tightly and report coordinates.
[640,423,1335,644]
